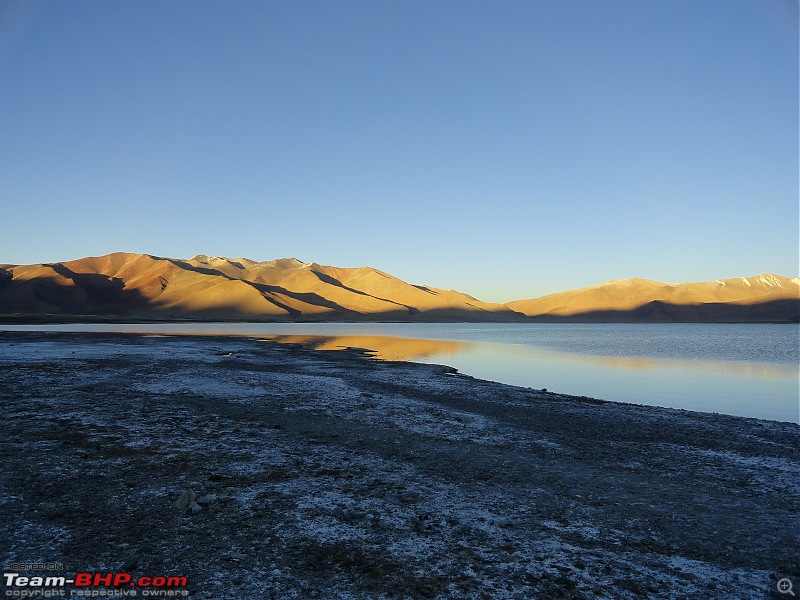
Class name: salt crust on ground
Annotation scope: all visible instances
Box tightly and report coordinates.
[0,332,797,599]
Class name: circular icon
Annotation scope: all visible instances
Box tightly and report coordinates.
[778,578,795,596]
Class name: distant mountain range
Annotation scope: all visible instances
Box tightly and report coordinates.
[0,253,797,322]
[507,274,799,322]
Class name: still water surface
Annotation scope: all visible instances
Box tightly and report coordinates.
[3,322,797,423]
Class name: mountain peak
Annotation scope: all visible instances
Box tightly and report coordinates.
[190,254,220,264]
[258,257,308,269]
[190,255,309,269]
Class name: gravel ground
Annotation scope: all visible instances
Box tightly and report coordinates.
[0,331,798,599]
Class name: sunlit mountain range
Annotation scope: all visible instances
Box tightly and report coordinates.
[0,253,797,322]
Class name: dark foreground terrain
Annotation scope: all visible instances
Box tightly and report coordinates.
[0,332,798,599]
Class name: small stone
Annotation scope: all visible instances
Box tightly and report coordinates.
[188,501,203,514]
[175,488,197,510]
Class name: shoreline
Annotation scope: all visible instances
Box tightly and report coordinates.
[1,314,798,324]
[2,322,797,424]
[1,332,798,598]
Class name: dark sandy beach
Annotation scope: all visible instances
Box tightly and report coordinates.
[0,332,797,599]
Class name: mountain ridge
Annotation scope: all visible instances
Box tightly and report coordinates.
[507,273,799,319]
[0,252,797,322]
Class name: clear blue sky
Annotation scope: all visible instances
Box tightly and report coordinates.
[1,0,797,302]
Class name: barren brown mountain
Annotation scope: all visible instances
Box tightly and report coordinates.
[507,274,800,322]
[0,252,517,321]
[0,253,797,322]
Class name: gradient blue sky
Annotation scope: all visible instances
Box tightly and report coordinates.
[1,0,797,302]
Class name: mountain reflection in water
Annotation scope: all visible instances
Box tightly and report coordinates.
[260,333,793,380]
[259,334,470,361]
[258,334,797,423]
[1,322,796,422]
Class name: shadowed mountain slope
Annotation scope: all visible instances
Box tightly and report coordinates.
[0,253,797,322]
[507,275,800,322]
[0,253,520,321]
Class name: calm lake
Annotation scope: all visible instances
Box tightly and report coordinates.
[3,322,798,423]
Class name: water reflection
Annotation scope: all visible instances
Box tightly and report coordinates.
[2,322,797,422]
[260,333,793,380]
[259,334,470,361]
[259,334,797,423]
[509,344,796,380]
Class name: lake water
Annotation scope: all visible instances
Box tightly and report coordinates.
[2,322,798,423]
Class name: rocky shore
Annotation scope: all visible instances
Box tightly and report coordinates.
[1,332,797,598]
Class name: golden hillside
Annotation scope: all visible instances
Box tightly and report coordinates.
[507,274,800,320]
[0,252,518,321]
[0,253,797,322]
